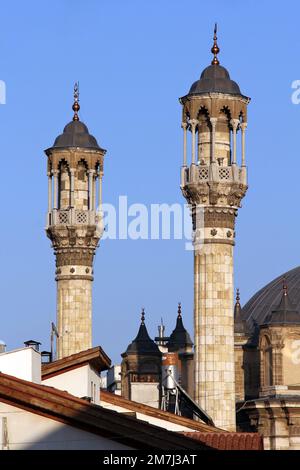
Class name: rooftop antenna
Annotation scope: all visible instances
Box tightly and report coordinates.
[51,322,59,361]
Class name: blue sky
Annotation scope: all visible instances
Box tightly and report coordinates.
[0,0,300,363]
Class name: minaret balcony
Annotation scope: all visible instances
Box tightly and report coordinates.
[181,163,247,187]
[46,208,104,231]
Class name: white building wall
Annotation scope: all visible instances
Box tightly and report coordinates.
[42,364,101,404]
[100,400,197,433]
[0,348,41,384]
[0,402,132,450]
[130,383,160,409]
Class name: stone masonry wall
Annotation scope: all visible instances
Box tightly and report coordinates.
[194,242,235,431]
[56,274,92,358]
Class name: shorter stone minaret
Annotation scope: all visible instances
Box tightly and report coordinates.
[46,84,106,359]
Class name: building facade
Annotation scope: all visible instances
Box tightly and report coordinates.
[236,270,300,450]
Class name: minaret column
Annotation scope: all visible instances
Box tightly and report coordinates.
[190,119,198,165]
[53,170,59,209]
[231,119,240,165]
[98,170,103,210]
[70,168,75,208]
[88,169,95,210]
[47,172,52,212]
[210,117,217,164]
[241,122,247,166]
[181,122,188,166]
[193,216,235,430]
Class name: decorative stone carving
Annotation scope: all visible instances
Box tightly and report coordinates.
[204,209,236,229]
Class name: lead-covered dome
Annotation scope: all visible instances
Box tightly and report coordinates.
[183,25,245,98]
[243,266,300,327]
[46,83,104,152]
[52,120,102,150]
[189,64,241,96]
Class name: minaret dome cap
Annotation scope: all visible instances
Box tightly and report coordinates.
[46,83,105,153]
[186,24,244,97]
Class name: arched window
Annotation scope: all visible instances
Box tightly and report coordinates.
[262,336,273,387]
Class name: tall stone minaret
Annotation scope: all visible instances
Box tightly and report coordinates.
[45,84,106,359]
[179,26,250,431]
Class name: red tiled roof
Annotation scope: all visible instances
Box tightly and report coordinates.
[182,432,263,450]
[0,372,206,450]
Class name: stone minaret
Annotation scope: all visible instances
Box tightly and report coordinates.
[45,84,106,359]
[180,26,250,431]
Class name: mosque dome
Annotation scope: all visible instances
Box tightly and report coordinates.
[242,266,300,327]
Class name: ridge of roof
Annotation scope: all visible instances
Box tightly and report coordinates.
[42,346,111,379]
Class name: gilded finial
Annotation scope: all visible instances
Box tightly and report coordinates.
[178,302,182,318]
[283,277,288,296]
[211,23,220,65]
[141,308,145,325]
[72,82,80,121]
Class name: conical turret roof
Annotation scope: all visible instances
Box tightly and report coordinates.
[167,303,193,352]
[123,309,161,355]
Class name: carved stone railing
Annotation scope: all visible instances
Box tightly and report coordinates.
[181,163,247,187]
[46,209,104,229]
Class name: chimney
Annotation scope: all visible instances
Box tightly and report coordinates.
[24,340,41,352]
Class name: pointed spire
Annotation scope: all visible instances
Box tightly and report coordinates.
[236,288,240,306]
[123,308,161,355]
[234,288,248,335]
[167,303,193,351]
[234,288,242,321]
[177,302,182,319]
[211,23,220,65]
[283,277,288,296]
[72,82,80,121]
[141,308,145,325]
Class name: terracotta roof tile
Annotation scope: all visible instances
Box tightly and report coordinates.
[182,432,263,450]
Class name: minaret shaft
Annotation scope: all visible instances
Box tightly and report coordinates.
[194,242,235,429]
[56,275,92,358]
